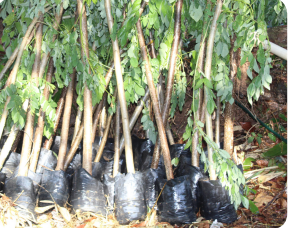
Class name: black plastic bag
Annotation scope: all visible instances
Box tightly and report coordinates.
[103,174,115,212]
[101,160,114,178]
[1,152,21,178]
[93,160,113,181]
[199,178,237,224]
[93,137,115,161]
[0,172,6,193]
[92,162,103,180]
[70,168,106,215]
[4,176,37,222]
[169,144,190,159]
[102,148,115,161]
[9,166,42,194]
[139,139,154,154]
[142,168,161,211]
[132,136,147,171]
[68,153,82,171]
[105,138,115,151]
[38,169,70,207]
[0,136,7,149]
[133,138,154,171]
[35,148,57,174]
[115,172,146,224]
[50,136,61,154]
[140,153,166,179]
[158,175,196,224]
[176,158,204,213]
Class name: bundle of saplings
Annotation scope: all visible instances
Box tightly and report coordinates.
[188,0,245,224]
[0,0,278,225]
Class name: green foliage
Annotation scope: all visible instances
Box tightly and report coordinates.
[249,199,259,214]
[262,142,287,157]
[171,157,179,167]
[0,0,286,215]
[197,127,247,210]
[141,108,157,144]
[248,132,263,145]
[243,157,256,170]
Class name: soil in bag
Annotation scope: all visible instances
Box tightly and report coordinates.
[199,178,237,224]
[115,172,146,224]
[1,152,21,178]
[70,167,106,215]
[38,169,70,207]
[176,156,204,213]
[4,176,37,222]
[157,175,196,224]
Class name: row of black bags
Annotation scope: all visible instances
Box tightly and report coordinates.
[0,135,240,225]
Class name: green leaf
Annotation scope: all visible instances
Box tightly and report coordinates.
[257,44,266,64]
[63,0,69,9]
[219,149,231,159]
[243,157,256,170]
[249,200,259,214]
[18,114,25,128]
[253,59,260,73]
[134,83,145,96]
[197,120,204,128]
[110,18,118,41]
[233,15,242,31]
[190,5,203,22]
[216,41,223,56]
[207,99,215,115]
[3,12,16,26]
[268,133,276,142]
[221,43,229,58]
[259,35,266,42]
[116,8,122,18]
[248,136,255,143]
[279,113,287,121]
[262,142,287,157]
[183,125,192,141]
[194,78,204,90]
[257,137,262,145]
[130,58,138,68]
[240,55,247,66]
[203,78,213,89]
[214,73,224,81]
[171,157,179,167]
[184,138,192,150]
